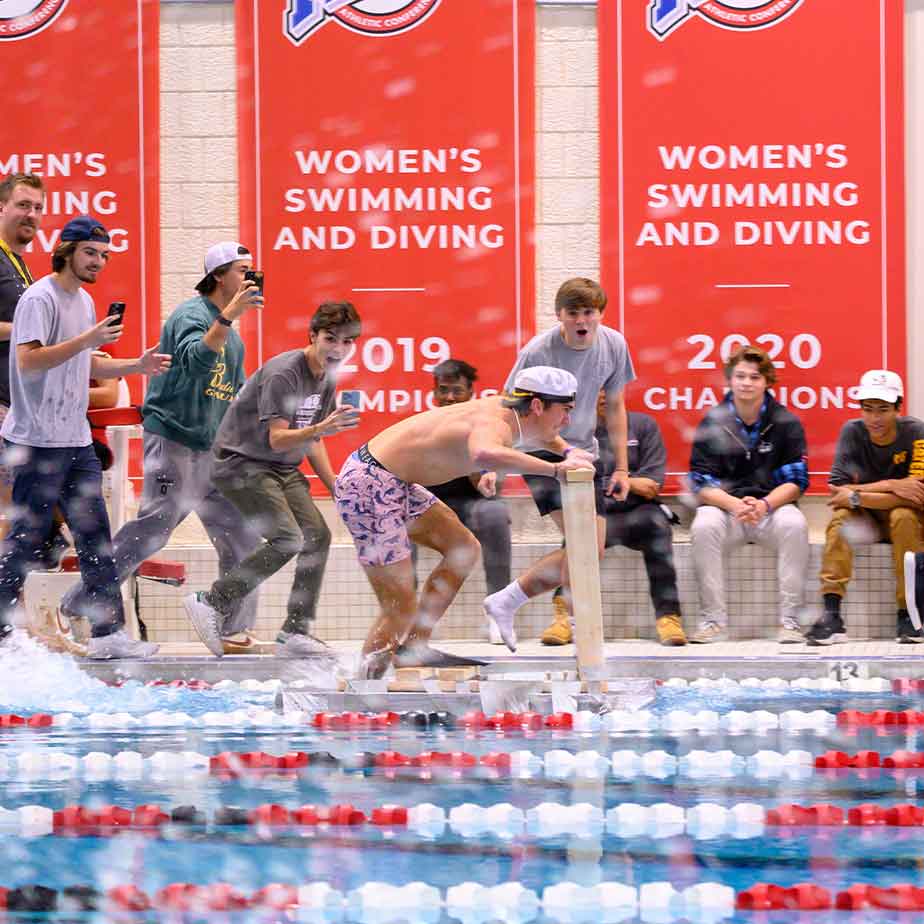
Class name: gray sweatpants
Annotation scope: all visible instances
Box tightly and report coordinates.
[61,432,261,635]
[690,503,809,628]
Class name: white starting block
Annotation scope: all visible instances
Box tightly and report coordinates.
[561,469,605,686]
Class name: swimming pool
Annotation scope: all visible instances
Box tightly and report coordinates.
[2,640,924,921]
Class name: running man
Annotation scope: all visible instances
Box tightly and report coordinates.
[333,367,592,678]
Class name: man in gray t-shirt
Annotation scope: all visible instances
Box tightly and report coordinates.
[184,301,362,659]
[0,215,170,658]
[484,277,636,648]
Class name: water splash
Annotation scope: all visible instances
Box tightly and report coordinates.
[0,632,274,716]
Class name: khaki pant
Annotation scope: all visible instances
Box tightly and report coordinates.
[690,503,809,628]
[820,506,924,607]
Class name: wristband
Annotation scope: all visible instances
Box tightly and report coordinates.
[562,448,572,457]
[216,314,233,328]
[762,498,772,515]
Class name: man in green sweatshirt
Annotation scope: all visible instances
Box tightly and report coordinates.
[61,241,264,651]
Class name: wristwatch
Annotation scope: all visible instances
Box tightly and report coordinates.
[216,314,233,327]
[848,490,861,509]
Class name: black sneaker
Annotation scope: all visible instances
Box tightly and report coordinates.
[805,611,848,646]
[897,608,924,644]
[903,552,924,634]
[0,623,13,647]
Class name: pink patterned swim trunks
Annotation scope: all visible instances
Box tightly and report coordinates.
[334,445,438,567]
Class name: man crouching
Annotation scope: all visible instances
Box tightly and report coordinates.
[334,366,592,679]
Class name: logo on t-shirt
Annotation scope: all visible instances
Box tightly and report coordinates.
[205,349,235,403]
[910,441,924,479]
[295,394,322,427]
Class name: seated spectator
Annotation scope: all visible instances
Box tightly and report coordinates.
[688,345,809,644]
[545,393,685,645]
[412,359,512,644]
[808,370,924,645]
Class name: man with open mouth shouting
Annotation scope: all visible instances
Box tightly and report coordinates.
[483,277,637,650]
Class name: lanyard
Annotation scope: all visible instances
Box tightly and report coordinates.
[0,238,32,288]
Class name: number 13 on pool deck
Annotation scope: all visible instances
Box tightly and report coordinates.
[339,336,450,374]
[828,661,869,682]
[687,332,822,370]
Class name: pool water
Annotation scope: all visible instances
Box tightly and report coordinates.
[1,641,924,921]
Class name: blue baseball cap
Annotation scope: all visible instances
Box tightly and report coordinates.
[60,216,110,243]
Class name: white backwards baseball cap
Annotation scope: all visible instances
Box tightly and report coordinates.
[197,241,252,288]
[511,366,578,402]
[857,369,903,404]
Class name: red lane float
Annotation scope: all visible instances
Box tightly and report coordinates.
[767,803,924,827]
[312,711,400,730]
[0,714,53,728]
[460,711,572,730]
[209,751,311,774]
[765,804,844,826]
[739,883,924,912]
[28,802,394,836]
[813,749,924,770]
[837,709,924,726]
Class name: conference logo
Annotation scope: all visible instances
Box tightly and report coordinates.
[0,0,67,41]
[649,0,803,41]
[285,0,441,45]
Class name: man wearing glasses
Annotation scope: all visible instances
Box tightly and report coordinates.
[807,369,924,645]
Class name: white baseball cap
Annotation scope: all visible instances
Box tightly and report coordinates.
[511,366,578,402]
[857,369,903,404]
[197,241,252,288]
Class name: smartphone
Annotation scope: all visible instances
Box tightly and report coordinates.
[244,269,264,294]
[106,302,126,324]
[340,390,361,409]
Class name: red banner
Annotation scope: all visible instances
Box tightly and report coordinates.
[237,0,534,479]
[600,0,905,491]
[0,0,160,384]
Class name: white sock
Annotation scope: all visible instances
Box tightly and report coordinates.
[483,581,529,652]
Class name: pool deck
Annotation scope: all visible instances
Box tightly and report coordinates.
[75,637,924,685]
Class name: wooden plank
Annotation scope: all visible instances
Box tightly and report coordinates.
[561,468,605,683]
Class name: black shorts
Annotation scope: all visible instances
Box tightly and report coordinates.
[521,450,607,517]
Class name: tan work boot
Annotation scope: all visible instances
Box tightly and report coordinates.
[541,596,573,645]
[655,614,687,646]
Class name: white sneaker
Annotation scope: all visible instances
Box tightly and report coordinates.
[275,631,333,659]
[482,595,517,652]
[689,621,729,644]
[778,626,806,644]
[183,592,224,657]
[86,629,160,660]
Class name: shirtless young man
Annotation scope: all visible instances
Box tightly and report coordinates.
[333,366,591,678]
